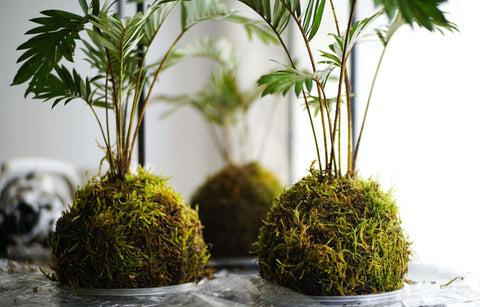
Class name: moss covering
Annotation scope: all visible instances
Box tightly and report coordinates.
[256,168,411,296]
[191,162,282,258]
[50,168,210,289]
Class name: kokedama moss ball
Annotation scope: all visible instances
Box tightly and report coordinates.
[50,168,210,289]
[191,162,282,258]
[256,168,411,296]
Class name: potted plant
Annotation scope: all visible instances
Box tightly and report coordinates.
[237,0,455,297]
[160,37,283,259]
[11,0,271,289]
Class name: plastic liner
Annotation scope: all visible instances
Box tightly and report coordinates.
[70,282,196,296]
[1,259,480,307]
[310,289,405,306]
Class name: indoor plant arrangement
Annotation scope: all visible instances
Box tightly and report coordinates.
[160,37,283,258]
[238,0,455,296]
[11,0,272,289]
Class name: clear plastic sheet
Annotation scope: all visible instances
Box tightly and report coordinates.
[1,259,479,306]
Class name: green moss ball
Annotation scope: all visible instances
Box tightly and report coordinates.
[191,162,282,258]
[256,169,411,296]
[50,168,210,289]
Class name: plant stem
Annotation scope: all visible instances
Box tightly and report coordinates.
[222,119,233,164]
[89,104,112,172]
[128,28,189,168]
[352,15,405,170]
[329,0,340,36]
[279,0,327,174]
[252,3,324,172]
[257,100,278,161]
[208,124,229,164]
[330,0,357,176]
[345,72,354,176]
[103,70,114,176]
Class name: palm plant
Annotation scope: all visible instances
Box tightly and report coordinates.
[11,0,275,288]
[161,37,260,165]
[160,38,283,258]
[12,0,273,181]
[237,0,456,296]
[239,0,455,177]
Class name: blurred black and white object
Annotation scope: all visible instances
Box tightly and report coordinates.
[0,157,80,258]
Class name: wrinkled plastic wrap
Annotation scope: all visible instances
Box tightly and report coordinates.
[1,259,479,306]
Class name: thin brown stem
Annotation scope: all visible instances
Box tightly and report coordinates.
[253,5,324,172]
[329,0,357,175]
[345,71,354,176]
[279,0,328,173]
[329,0,341,36]
[127,28,189,167]
[106,53,123,175]
[89,104,113,175]
[95,25,124,177]
[125,6,172,165]
[103,69,114,176]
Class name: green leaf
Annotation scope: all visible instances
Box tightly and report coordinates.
[79,0,89,15]
[167,37,240,71]
[30,65,102,108]
[373,0,456,32]
[158,38,261,127]
[92,0,100,16]
[238,0,293,35]
[12,6,91,92]
[140,2,177,45]
[180,0,232,30]
[224,14,278,45]
[303,0,326,41]
[319,10,384,69]
[258,65,313,97]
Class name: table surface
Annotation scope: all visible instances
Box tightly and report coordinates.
[1,259,479,307]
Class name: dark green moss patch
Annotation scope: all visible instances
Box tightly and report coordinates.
[256,168,411,296]
[50,168,210,289]
[191,162,282,258]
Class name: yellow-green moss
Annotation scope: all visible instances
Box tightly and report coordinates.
[50,168,210,289]
[256,168,411,296]
[191,162,282,258]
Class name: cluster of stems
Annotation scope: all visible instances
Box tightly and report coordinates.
[93,6,194,180]
[262,0,395,178]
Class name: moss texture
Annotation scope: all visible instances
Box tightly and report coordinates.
[191,162,282,258]
[50,168,210,289]
[256,168,411,296]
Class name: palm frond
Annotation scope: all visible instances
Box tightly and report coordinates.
[88,12,145,65]
[302,0,327,40]
[12,10,91,93]
[180,0,232,30]
[374,13,406,47]
[223,14,279,44]
[160,38,257,126]
[258,64,313,97]
[319,9,384,68]
[374,0,456,32]
[146,5,177,41]
[237,0,293,35]
[33,65,102,108]
[166,37,240,71]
